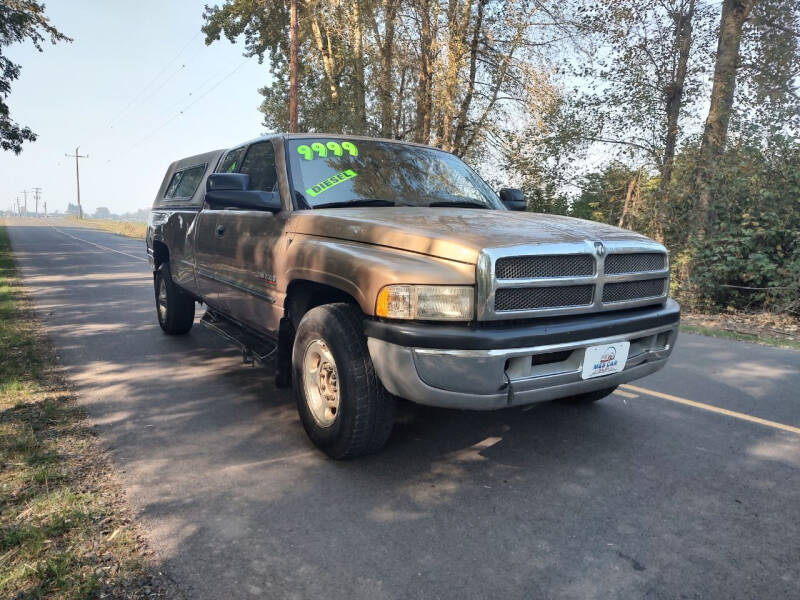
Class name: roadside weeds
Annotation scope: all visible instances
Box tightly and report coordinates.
[681,312,800,351]
[0,224,179,599]
[66,218,146,240]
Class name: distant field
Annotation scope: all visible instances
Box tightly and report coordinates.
[68,217,146,239]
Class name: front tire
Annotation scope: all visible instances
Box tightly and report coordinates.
[154,262,195,335]
[292,303,395,459]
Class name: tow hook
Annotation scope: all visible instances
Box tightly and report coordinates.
[501,371,515,407]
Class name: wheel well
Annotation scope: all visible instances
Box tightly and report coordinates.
[285,279,359,327]
[275,280,361,388]
[152,240,169,268]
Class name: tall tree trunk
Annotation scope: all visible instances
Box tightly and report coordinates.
[452,0,486,155]
[310,15,340,104]
[379,0,398,137]
[289,0,299,132]
[351,0,367,132]
[618,170,640,229]
[438,0,472,151]
[414,0,434,143]
[660,0,696,195]
[395,65,407,136]
[694,0,757,230]
[654,0,696,244]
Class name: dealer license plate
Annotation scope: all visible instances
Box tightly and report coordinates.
[581,342,630,379]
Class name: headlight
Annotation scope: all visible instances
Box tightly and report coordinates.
[375,285,474,321]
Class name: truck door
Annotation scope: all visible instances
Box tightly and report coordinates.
[193,146,245,310]
[196,141,286,337]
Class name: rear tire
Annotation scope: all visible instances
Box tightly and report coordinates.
[561,386,617,404]
[154,262,195,335]
[292,303,395,459]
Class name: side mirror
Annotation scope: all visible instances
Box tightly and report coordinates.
[499,188,526,211]
[205,173,282,212]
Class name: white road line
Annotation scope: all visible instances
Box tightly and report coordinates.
[50,225,147,263]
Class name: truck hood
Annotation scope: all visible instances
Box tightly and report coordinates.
[288,207,655,264]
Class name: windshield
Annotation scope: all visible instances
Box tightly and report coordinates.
[286,138,502,209]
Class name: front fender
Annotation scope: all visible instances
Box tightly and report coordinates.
[279,235,476,316]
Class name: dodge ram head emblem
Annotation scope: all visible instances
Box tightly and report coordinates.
[594,241,606,256]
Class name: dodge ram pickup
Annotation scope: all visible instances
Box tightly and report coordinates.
[147,134,680,458]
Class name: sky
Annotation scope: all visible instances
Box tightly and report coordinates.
[1,0,272,216]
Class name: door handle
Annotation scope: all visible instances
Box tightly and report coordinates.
[215,225,225,237]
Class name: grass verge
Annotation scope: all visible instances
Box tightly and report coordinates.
[0,224,177,599]
[66,218,146,239]
[680,323,800,351]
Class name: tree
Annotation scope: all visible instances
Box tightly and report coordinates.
[567,0,715,239]
[735,0,800,138]
[203,0,560,160]
[694,0,757,229]
[0,1,70,154]
[93,206,112,219]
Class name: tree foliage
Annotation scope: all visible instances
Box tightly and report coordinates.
[202,0,800,315]
[0,1,70,154]
[203,0,563,159]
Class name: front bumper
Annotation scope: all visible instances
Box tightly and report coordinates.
[366,299,680,410]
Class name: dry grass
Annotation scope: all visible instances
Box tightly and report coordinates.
[682,311,800,351]
[0,224,179,599]
[66,218,146,240]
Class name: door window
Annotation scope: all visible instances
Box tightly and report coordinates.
[239,142,278,191]
[217,147,246,173]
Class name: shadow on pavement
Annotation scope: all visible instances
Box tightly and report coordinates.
[7,223,800,600]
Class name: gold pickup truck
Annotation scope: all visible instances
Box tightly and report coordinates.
[147,134,680,458]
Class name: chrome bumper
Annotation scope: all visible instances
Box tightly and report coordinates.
[367,324,678,410]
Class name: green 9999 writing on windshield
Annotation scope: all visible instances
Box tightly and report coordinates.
[297,141,358,160]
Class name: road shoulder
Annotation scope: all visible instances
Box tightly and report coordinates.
[0,223,181,598]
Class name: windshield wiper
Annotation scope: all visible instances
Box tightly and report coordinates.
[427,200,488,209]
[313,198,396,209]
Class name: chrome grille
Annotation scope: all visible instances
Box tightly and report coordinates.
[605,253,666,274]
[480,241,669,320]
[495,286,594,312]
[495,254,594,279]
[602,278,667,303]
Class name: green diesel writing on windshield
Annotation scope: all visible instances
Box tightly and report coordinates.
[306,169,358,198]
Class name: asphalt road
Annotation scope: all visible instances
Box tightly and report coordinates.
[7,219,800,600]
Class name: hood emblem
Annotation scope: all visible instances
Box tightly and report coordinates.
[594,241,606,257]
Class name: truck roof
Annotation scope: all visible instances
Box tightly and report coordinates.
[233,132,443,153]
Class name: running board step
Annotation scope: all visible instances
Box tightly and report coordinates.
[200,310,277,367]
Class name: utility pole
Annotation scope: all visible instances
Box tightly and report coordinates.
[65,146,88,219]
[33,187,42,218]
[289,0,298,132]
[21,189,28,217]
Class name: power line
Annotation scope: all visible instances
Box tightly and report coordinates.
[108,57,252,163]
[104,31,202,130]
[154,54,242,118]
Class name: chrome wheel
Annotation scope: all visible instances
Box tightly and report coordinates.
[302,339,340,427]
[157,278,168,322]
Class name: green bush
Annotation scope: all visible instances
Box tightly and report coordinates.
[572,138,800,315]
